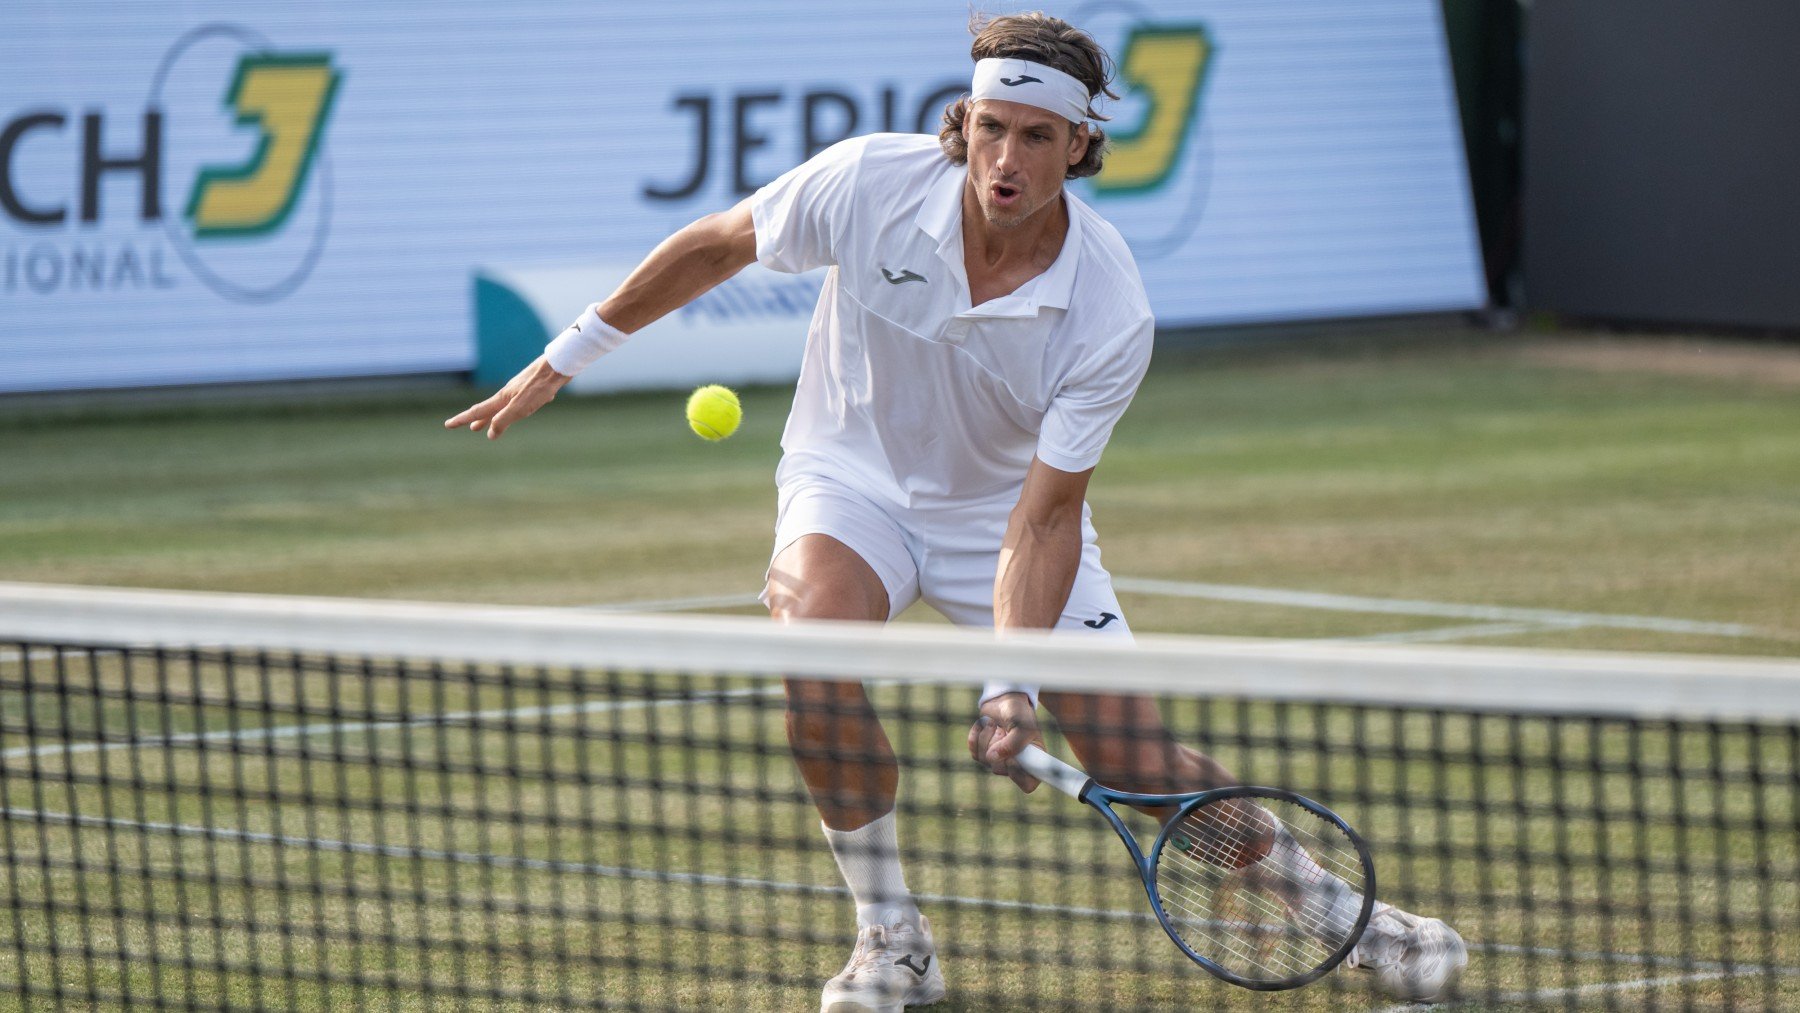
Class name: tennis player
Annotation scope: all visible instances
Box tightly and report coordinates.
[448,13,1466,1010]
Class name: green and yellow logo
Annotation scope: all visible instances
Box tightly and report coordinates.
[149,23,344,302]
[0,25,344,301]
[186,54,341,238]
[1069,14,1216,259]
[1093,25,1213,196]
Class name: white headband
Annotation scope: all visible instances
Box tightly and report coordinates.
[971,57,1091,124]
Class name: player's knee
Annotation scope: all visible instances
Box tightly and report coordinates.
[765,536,890,622]
[763,574,885,622]
[782,680,872,749]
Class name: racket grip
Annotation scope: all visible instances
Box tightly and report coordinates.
[1014,744,1092,799]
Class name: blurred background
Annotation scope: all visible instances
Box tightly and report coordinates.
[2,0,1795,654]
[4,5,1798,1010]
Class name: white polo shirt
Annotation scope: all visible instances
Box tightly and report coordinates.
[750,133,1154,514]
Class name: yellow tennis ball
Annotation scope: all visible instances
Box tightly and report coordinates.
[685,384,741,441]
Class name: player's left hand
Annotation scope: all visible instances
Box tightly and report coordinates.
[970,694,1043,792]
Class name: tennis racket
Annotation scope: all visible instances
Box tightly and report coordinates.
[1014,743,1376,991]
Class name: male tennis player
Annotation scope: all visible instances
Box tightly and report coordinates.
[448,13,1466,1010]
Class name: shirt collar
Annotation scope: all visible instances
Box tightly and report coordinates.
[916,165,1085,318]
[916,164,964,254]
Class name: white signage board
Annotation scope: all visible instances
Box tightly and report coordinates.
[2,1,1482,393]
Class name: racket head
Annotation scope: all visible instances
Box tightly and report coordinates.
[1144,786,1376,991]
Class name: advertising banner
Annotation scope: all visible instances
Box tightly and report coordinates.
[2,1,1482,393]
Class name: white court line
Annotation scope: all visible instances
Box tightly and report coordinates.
[1337,621,1585,645]
[1364,968,1733,1012]
[1112,577,1777,639]
[10,805,1796,989]
[1,805,1149,925]
[1472,941,1771,975]
[0,685,781,764]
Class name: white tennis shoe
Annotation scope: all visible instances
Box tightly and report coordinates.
[821,914,946,1012]
[1344,902,1468,1002]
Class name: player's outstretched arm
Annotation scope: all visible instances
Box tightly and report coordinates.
[444,200,758,440]
[592,199,759,334]
[970,457,1094,789]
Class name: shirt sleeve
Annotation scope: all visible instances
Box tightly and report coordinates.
[1035,315,1155,473]
[748,137,864,274]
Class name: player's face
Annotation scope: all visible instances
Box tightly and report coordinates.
[964,100,1089,230]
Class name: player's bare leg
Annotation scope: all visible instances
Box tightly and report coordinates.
[1041,691,1466,1002]
[766,534,944,1011]
[767,534,898,829]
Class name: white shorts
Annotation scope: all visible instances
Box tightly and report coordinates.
[764,471,1131,639]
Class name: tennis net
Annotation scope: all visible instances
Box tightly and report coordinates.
[1,582,1796,1011]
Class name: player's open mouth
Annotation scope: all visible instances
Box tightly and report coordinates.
[991,182,1021,207]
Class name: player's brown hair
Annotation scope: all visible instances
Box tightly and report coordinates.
[938,12,1118,180]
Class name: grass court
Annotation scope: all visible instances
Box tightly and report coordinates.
[2,327,1797,1008]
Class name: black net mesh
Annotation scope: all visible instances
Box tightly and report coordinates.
[2,640,1796,1011]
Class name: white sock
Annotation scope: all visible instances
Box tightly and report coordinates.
[822,811,919,929]
[1264,827,1366,947]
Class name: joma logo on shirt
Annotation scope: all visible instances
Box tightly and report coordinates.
[881,267,926,285]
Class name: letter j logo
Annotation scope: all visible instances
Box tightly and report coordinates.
[186,53,341,237]
[1092,26,1211,196]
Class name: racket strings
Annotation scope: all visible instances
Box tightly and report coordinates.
[1159,867,1317,976]
[1153,797,1367,983]
[1159,869,1307,976]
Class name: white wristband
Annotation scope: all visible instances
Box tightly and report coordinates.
[979,682,1041,710]
[543,304,629,377]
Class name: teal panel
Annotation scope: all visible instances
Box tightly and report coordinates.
[473,274,550,388]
